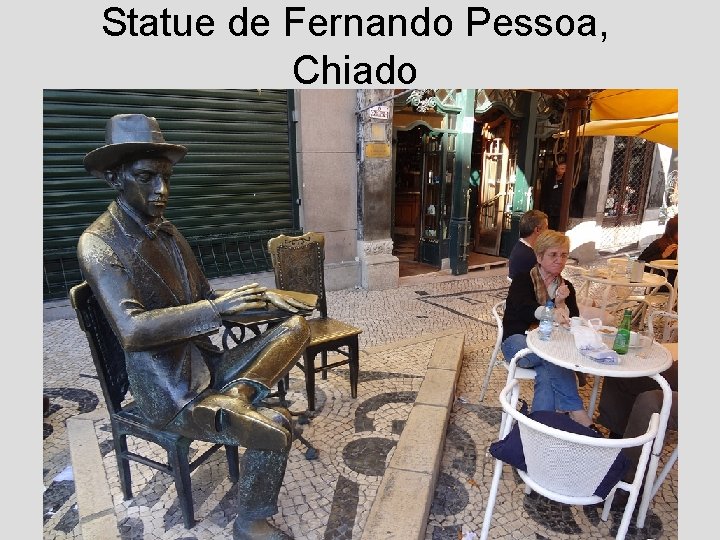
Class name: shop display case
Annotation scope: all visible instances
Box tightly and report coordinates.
[419,131,456,266]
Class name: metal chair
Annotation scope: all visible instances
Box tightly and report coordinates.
[481,377,660,540]
[648,308,678,346]
[69,281,240,529]
[268,232,361,411]
[478,300,536,403]
[644,308,679,500]
[650,446,678,499]
[619,262,677,329]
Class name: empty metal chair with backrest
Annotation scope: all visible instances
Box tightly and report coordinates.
[478,299,536,403]
[267,232,361,411]
[69,281,240,529]
[481,377,659,540]
[648,308,678,345]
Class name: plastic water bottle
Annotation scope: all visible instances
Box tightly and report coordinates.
[538,300,555,341]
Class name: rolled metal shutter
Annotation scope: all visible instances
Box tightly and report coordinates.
[43,89,300,300]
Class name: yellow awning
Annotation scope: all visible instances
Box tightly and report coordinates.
[589,89,678,121]
[556,89,679,149]
[575,112,678,149]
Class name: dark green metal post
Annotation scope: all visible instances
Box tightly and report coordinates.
[449,90,476,275]
[513,92,539,213]
[501,92,540,257]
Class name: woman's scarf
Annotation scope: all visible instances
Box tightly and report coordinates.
[530,264,563,305]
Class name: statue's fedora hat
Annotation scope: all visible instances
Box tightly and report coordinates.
[84,114,187,178]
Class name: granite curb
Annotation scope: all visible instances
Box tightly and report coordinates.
[66,409,121,540]
[361,332,464,540]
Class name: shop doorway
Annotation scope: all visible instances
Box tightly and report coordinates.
[471,113,517,256]
[393,126,436,275]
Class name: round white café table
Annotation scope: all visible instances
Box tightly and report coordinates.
[525,326,673,528]
[575,268,667,314]
[645,259,678,273]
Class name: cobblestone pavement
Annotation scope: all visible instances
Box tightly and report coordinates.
[43,266,678,539]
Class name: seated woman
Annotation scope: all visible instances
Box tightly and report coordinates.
[501,229,595,428]
[639,214,678,288]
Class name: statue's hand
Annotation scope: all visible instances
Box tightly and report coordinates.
[212,284,268,315]
[264,290,316,313]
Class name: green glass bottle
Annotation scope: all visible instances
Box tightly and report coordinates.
[612,309,632,355]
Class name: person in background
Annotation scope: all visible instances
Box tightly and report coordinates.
[639,214,679,286]
[508,210,548,280]
[501,229,596,429]
[541,158,567,230]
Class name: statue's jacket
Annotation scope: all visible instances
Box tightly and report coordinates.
[77,201,222,428]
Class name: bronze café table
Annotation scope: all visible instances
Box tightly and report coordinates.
[523,325,673,529]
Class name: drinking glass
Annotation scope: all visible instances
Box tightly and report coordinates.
[636,325,655,359]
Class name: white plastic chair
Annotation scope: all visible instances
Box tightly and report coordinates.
[478,300,536,403]
[481,378,660,540]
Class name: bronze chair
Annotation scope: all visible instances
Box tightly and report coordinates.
[69,281,240,529]
[267,232,361,411]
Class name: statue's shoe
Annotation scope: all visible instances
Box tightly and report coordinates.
[191,394,290,451]
[233,518,293,540]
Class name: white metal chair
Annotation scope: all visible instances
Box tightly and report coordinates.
[481,378,660,540]
[648,308,678,345]
[478,300,536,403]
[631,291,675,330]
[644,308,679,501]
[607,256,631,274]
[623,263,677,329]
[650,446,678,499]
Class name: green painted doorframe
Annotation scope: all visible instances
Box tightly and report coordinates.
[449,90,539,274]
[513,92,539,213]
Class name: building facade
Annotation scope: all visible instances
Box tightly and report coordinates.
[43,89,677,301]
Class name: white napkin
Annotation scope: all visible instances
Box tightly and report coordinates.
[570,325,603,350]
[569,324,620,365]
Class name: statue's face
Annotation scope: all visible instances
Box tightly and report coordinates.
[117,157,173,220]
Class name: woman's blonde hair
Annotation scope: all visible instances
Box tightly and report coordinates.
[534,229,570,258]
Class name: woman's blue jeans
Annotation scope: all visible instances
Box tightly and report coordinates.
[501,333,583,412]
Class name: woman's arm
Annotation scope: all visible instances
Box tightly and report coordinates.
[639,239,663,262]
[565,280,580,318]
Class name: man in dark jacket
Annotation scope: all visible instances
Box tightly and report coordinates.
[77,113,312,539]
[541,160,566,230]
[507,210,548,279]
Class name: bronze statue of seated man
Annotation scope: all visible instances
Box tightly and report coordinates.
[77,113,313,540]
